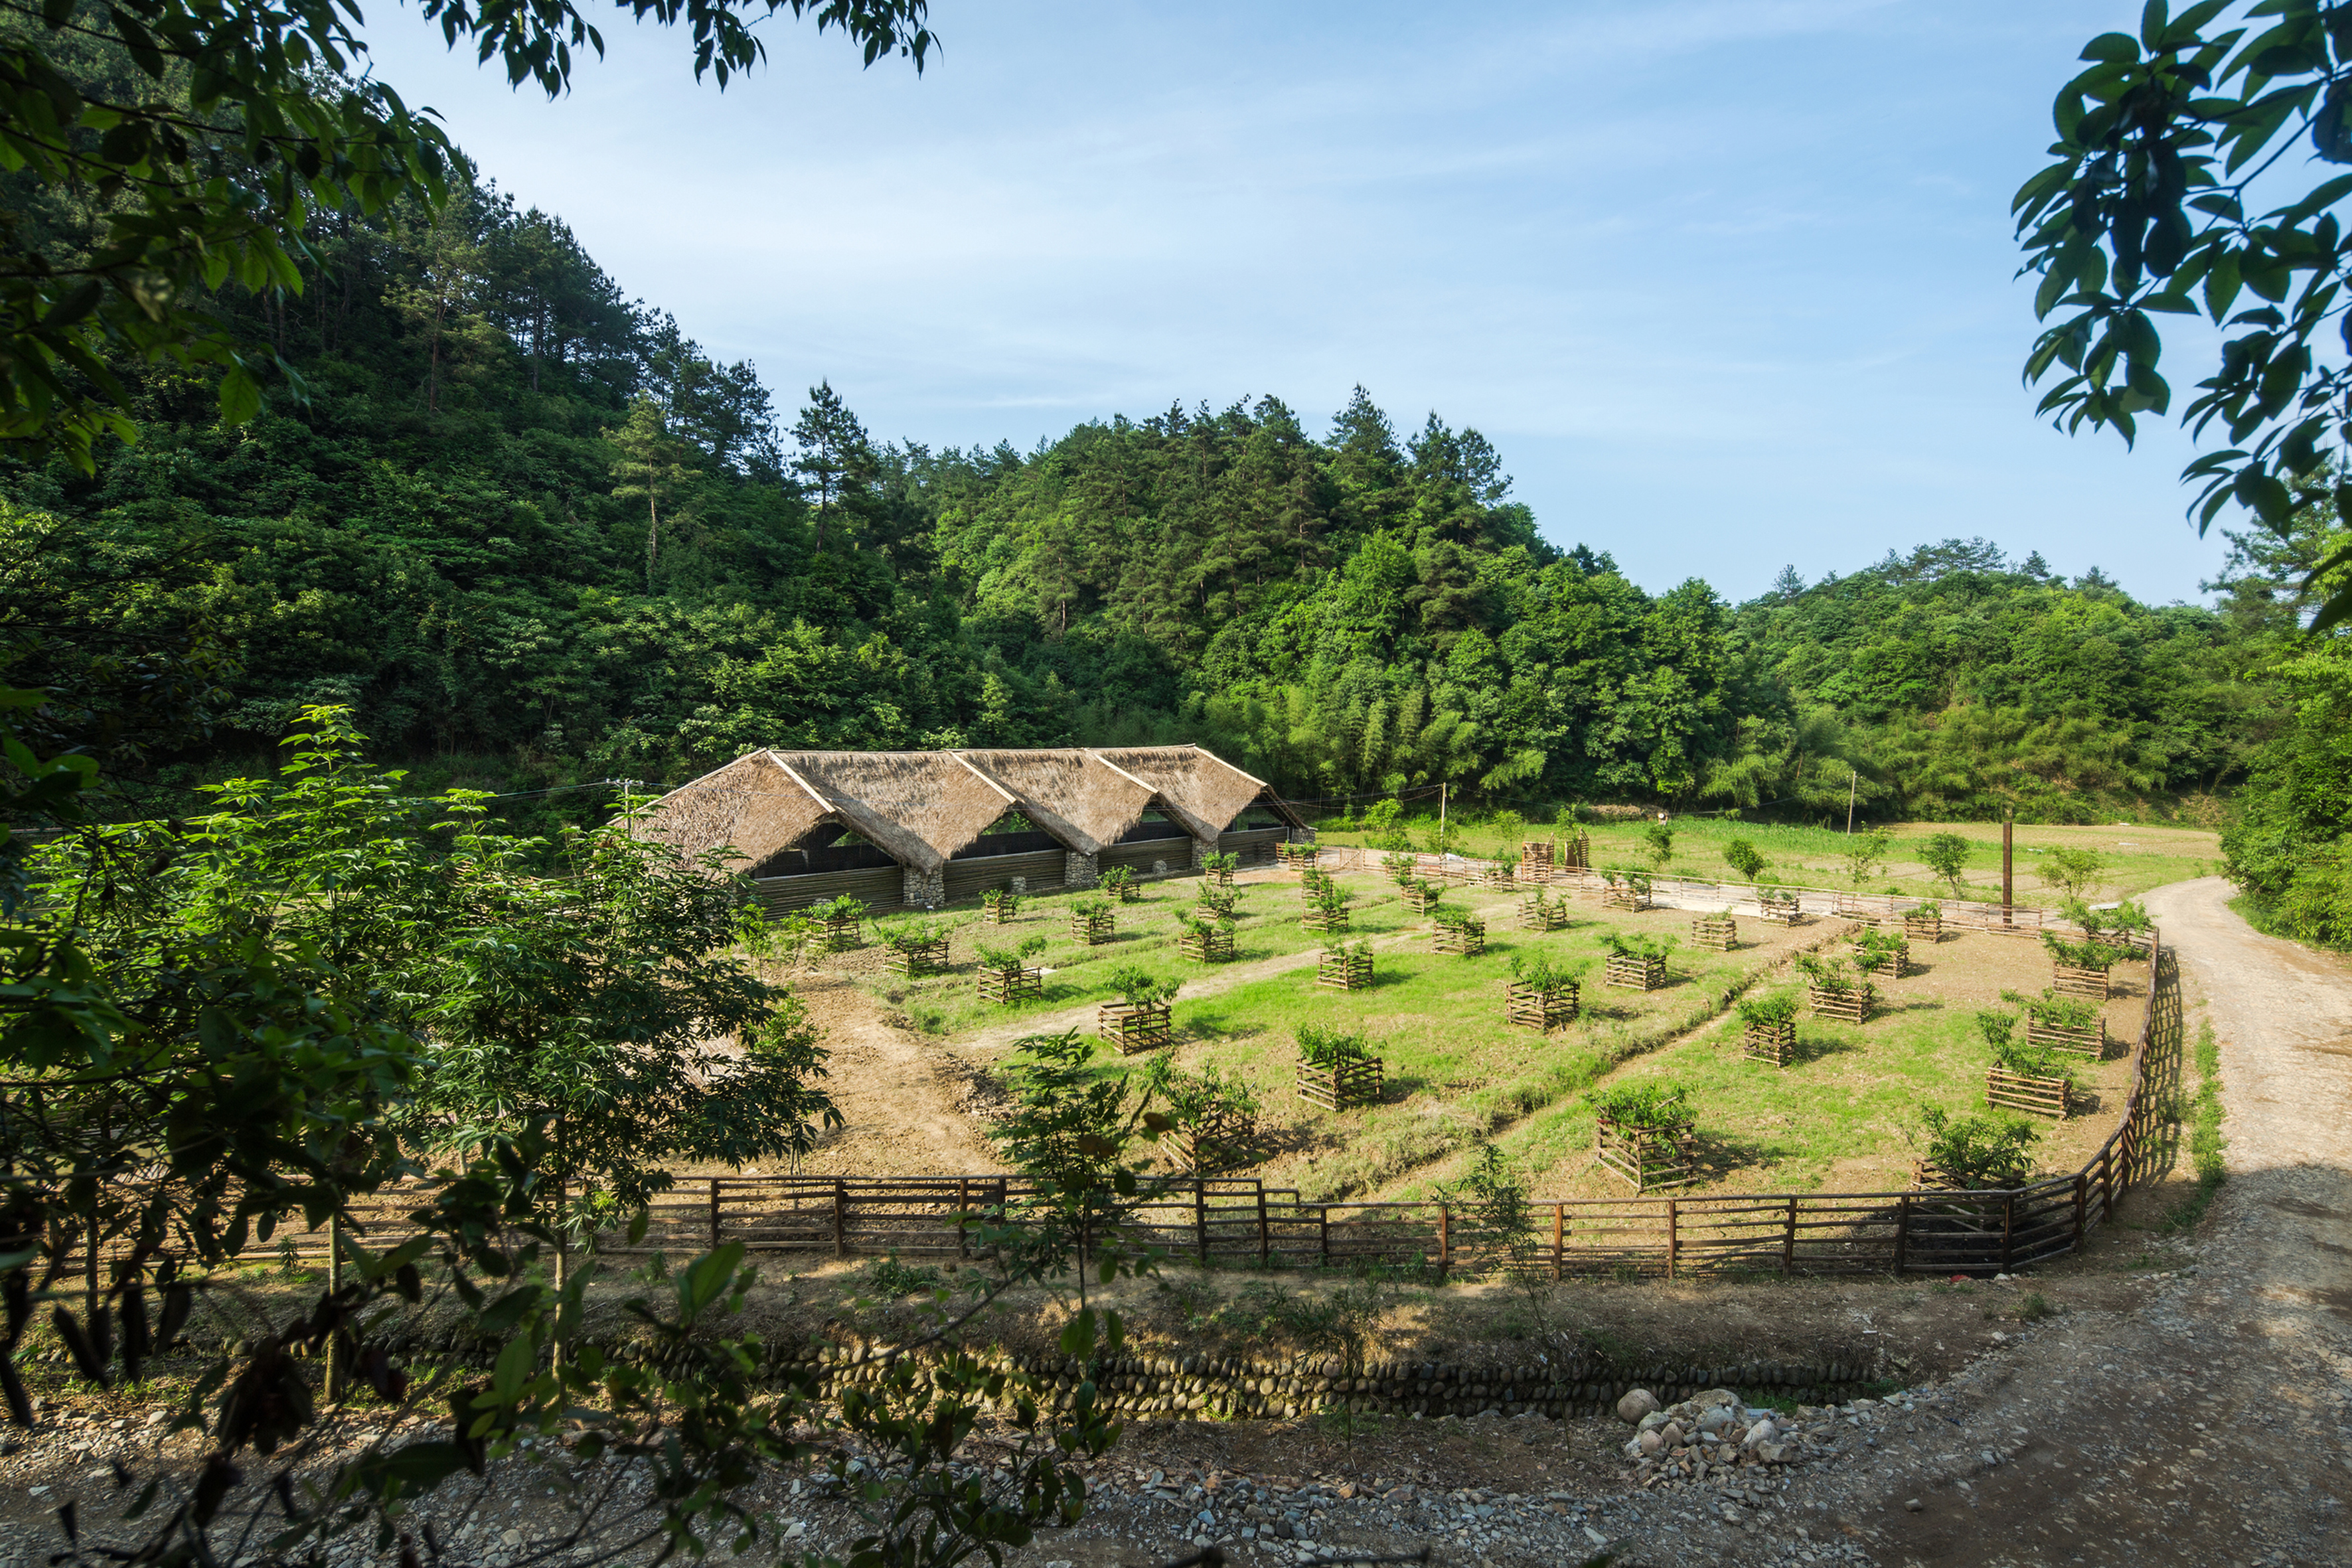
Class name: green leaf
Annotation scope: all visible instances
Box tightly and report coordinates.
[2080,32,2142,64]
[491,1334,533,1405]
[218,366,262,426]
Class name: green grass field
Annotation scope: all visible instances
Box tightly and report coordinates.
[1308,813,2217,908]
[847,850,2158,1207]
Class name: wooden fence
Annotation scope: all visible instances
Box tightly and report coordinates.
[219,937,2171,1282]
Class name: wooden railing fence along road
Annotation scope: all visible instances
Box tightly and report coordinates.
[198,926,2173,1283]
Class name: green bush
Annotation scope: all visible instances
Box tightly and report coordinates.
[1103,965,1178,1008]
[1599,929,1674,961]
[1734,990,1801,1028]
[1915,1105,2038,1189]
[1509,951,1587,993]
[1296,1023,1372,1067]
[1973,1007,2018,1048]
[1919,832,1972,893]
[1722,837,1768,883]
[1589,1081,1689,1130]
[2001,987,2100,1030]
[975,934,1049,973]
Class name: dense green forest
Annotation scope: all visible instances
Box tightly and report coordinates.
[5,145,2349,932]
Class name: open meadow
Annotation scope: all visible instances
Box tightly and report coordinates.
[839,844,2160,1209]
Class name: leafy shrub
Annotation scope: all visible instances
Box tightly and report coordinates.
[1099,864,1136,891]
[864,1256,945,1298]
[1589,1081,1689,1131]
[1794,951,1860,993]
[1310,881,1351,915]
[1380,849,1417,880]
[1198,886,1238,916]
[1734,990,1801,1028]
[1143,1053,1261,1127]
[975,934,1050,973]
[810,894,868,923]
[1723,837,1768,883]
[1848,927,1909,973]
[1200,851,1239,875]
[1915,1106,2038,1189]
[1989,1035,2072,1083]
[1071,896,1112,919]
[1360,799,1402,838]
[1509,951,1587,993]
[1974,1007,2018,1048]
[1601,864,1654,896]
[876,917,949,953]
[1842,828,1891,887]
[1600,929,1674,961]
[2002,987,2100,1030]
[1322,937,1372,962]
[1296,1023,1372,1067]
[1903,900,1942,920]
[1407,877,1445,904]
[980,887,1018,911]
[1432,904,1480,931]
[1103,965,1178,1008]
[2041,931,2133,969]
[1641,820,1674,866]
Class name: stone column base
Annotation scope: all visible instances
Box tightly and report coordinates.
[1064,851,1099,890]
[1192,836,1219,870]
[902,864,945,909]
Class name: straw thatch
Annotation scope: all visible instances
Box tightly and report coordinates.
[640,750,831,872]
[647,744,1290,873]
[1092,746,1271,844]
[960,749,1154,854]
[773,751,1010,874]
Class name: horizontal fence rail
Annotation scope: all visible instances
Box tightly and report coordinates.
[75,934,2169,1286]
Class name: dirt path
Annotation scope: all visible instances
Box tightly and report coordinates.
[785,970,999,1176]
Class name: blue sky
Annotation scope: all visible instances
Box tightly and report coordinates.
[363,1,2234,605]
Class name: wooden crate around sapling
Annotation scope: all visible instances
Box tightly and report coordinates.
[824,913,863,951]
[1984,1067,2071,1119]
[1178,928,1236,963]
[1296,1054,1383,1112]
[1754,896,1802,927]
[1432,917,1486,957]
[1600,887,1652,913]
[1689,916,1736,952]
[882,938,951,977]
[979,896,1020,925]
[1300,907,1350,935]
[2025,1015,2107,1058]
[1603,953,1668,992]
[2050,964,2110,999]
[1904,915,1942,943]
[1097,1001,1172,1056]
[1402,886,1446,916]
[1806,981,1873,1024]
[976,967,1042,1005]
[1519,898,1570,932]
[1743,1019,1797,1067]
[1315,949,1372,990]
[1595,1116,1699,1192]
[1069,909,1116,945]
[1505,981,1579,1032]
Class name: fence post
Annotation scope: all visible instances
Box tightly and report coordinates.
[1319,1206,1330,1268]
[1196,1178,1209,1265]
[2073,1171,2088,1251]
[2000,1193,2015,1273]
[833,1178,848,1258]
[1437,1204,1450,1281]
[1257,1183,1269,1268]
[708,1179,721,1249]
[1552,1204,1563,1283]
[1665,1199,1678,1282]
[958,1177,971,1259]
[1782,1196,1796,1275]
[1894,1194,1909,1273]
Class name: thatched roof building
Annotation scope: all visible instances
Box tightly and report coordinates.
[644,744,1306,912]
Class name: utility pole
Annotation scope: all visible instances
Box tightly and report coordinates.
[2001,811,2014,928]
[1438,781,1449,861]
[1845,771,1857,834]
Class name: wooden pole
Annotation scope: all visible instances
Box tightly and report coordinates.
[708,1178,721,1249]
[1195,1178,1209,1265]
[1552,1204,1564,1282]
[1256,1184,1269,1267]
[1845,770,1857,834]
[2002,812,2014,927]
[1437,1204,1450,1281]
[325,1214,344,1400]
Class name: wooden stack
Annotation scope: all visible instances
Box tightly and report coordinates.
[1518,840,1555,884]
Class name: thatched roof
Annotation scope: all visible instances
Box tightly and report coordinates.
[959,749,1154,855]
[1091,746,1271,844]
[639,750,831,872]
[647,744,1287,872]
[773,751,1012,874]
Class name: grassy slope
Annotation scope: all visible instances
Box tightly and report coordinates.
[1310,817,2218,907]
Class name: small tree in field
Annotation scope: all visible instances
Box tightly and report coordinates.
[1641,819,1674,867]
[1723,836,1768,884]
[1920,832,1972,896]
[2039,847,2107,901]
[1842,828,1891,887]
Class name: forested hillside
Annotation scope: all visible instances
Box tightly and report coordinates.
[1,155,2332,844]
